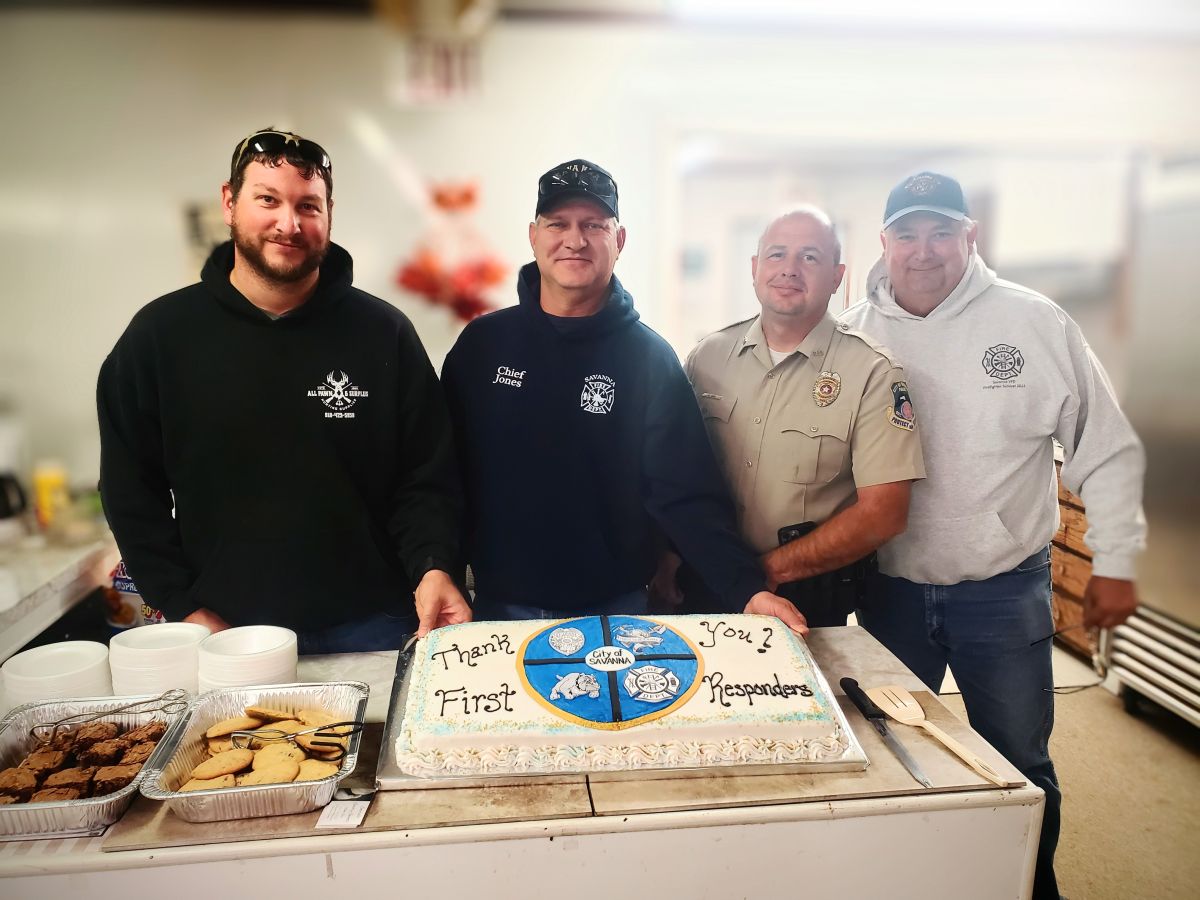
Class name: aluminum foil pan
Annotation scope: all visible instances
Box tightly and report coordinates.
[0,694,188,839]
[140,682,368,823]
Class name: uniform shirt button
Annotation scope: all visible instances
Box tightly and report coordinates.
[753,416,761,424]
[767,372,775,379]
[745,460,753,468]
[810,425,818,432]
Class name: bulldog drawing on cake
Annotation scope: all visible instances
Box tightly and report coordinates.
[550,672,602,701]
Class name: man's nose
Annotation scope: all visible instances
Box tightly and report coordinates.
[563,224,587,248]
[274,206,302,234]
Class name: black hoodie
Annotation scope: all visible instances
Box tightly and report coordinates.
[97,241,461,630]
[441,262,764,612]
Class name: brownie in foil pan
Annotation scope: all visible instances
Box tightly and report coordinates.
[0,694,187,839]
[140,682,368,823]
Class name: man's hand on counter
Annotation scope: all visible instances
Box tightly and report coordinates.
[744,591,808,637]
[183,607,231,632]
[414,569,473,638]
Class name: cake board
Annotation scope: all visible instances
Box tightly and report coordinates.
[376,635,869,791]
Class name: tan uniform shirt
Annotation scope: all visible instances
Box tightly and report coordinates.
[685,313,925,555]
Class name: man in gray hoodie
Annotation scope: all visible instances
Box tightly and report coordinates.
[839,172,1146,900]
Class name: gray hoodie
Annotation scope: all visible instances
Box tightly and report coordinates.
[839,252,1145,585]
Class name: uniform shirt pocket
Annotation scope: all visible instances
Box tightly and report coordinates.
[699,393,736,423]
[780,408,853,485]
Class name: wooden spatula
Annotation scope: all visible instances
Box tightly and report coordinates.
[864,684,1009,787]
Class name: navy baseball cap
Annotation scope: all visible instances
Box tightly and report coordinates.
[883,172,968,228]
[536,159,619,219]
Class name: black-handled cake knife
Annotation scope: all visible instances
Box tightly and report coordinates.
[840,677,932,789]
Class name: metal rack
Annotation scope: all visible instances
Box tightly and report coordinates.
[1110,606,1199,727]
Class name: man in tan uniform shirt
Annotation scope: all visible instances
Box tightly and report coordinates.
[662,207,925,626]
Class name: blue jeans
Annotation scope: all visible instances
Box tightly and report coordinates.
[857,546,1061,900]
[296,610,416,655]
[472,588,649,622]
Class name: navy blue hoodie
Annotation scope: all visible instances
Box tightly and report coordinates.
[98,241,461,630]
[441,262,764,612]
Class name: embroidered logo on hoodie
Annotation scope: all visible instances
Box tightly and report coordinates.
[982,344,1025,382]
[308,370,370,419]
[493,365,526,387]
[580,374,615,415]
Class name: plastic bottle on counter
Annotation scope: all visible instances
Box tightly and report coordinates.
[32,460,69,530]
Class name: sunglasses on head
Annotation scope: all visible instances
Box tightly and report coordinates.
[231,130,332,179]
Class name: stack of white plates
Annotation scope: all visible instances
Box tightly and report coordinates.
[2,641,112,710]
[108,622,211,695]
[197,626,298,692]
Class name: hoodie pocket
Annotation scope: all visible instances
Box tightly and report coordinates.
[780,409,852,485]
[902,511,1023,582]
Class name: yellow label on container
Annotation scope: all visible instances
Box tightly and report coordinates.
[32,461,68,529]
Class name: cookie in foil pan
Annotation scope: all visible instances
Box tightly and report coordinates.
[139,682,368,823]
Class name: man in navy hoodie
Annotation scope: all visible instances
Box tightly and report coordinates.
[98,128,470,652]
[442,159,803,629]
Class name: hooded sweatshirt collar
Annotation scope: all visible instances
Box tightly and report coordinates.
[865,249,998,322]
[201,240,355,323]
[515,260,640,341]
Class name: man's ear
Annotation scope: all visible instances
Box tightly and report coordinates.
[528,220,537,253]
[221,183,235,227]
[751,254,759,282]
[615,225,627,255]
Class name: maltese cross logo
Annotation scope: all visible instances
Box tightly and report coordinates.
[982,345,1024,381]
[580,374,616,415]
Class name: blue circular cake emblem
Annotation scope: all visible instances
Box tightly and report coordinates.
[518,616,703,730]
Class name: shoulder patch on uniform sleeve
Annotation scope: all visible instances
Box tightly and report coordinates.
[839,325,904,368]
[887,381,916,431]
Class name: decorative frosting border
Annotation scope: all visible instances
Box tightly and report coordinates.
[396,726,849,777]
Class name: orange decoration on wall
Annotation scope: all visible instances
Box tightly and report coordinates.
[396,180,503,322]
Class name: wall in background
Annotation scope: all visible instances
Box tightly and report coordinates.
[1,9,1199,490]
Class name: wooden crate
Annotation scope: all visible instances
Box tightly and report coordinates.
[1052,462,1092,657]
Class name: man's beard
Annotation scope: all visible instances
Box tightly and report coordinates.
[231,224,328,285]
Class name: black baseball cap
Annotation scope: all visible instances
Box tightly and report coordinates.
[883,171,968,228]
[535,159,619,219]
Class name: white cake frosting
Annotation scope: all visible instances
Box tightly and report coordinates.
[394,614,849,776]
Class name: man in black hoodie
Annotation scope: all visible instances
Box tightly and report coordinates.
[442,159,804,630]
[98,128,470,652]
